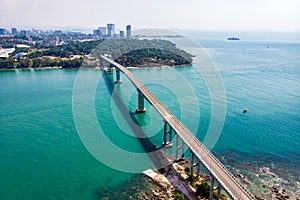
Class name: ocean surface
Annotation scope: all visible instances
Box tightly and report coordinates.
[0,31,299,199]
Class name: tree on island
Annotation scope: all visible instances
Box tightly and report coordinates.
[0,38,192,69]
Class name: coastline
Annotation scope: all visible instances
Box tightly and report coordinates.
[126,63,192,69]
[1,30,298,200]
[138,153,300,200]
[0,64,191,71]
[0,66,63,71]
[0,66,99,71]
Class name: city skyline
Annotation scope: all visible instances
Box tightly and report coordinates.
[0,0,300,31]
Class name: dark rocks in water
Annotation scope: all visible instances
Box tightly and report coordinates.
[237,172,251,185]
[233,168,251,184]
[242,178,251,185]
[260,167,277,178]
[270,184,290,200]
[255,194,265,200]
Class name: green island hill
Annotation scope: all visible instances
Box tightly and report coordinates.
[0,39,193,69]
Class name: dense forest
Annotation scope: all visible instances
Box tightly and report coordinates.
[93,39,193,67]
[116,48,191,67]
[0,39,192,69]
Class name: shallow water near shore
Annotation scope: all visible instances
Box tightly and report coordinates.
[0,31,299,199]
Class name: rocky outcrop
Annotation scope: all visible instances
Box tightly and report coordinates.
[259,167,277,178]
[233,168,251,185]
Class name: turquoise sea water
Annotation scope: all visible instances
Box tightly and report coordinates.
[0,32,299,199]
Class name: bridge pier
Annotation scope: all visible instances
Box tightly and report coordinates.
[115,68,122,83]
[175,133,184,160]
[136,89,146,114]
[102,65,113,74]
[100,55,255,200]
[217,183,222,200]
[190,149,201,177]
[163,121,173,147]
[209,174,215,200]
[99,59,104,70]
[100,59,110,72]
[105,65,113,74]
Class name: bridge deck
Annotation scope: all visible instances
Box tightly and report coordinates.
[100,55,254,200]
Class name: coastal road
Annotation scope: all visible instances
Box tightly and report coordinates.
[100,55,254,200]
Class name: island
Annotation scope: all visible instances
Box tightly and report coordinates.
[0,37,193,69]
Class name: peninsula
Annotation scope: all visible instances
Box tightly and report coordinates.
[0,35,192,69]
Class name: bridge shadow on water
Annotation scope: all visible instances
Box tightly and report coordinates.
[100,70,170,172]
[99,70,197,199]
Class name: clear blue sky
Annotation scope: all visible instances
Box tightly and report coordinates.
[1,0,299,31]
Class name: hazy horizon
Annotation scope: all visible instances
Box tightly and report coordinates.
[1,0,300,32]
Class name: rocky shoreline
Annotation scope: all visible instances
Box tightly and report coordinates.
[215,151,300,200]
[139,158,300,200]
[232,166,299,200]
[139,160,230,200]
[97,154,300,200]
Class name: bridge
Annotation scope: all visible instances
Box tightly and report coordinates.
[100,55,255,200]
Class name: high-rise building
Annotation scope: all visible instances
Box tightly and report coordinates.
[93,29,100,36]
[11,28,17,35]
[119,31,125,38]
[93,27,106,37]
[98,27,106,37]
[107,23,115,37]
[20,30,27,36]
[0,28,6,35]
[126,25,131,38]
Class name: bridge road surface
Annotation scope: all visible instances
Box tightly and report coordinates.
[100,55,255,200]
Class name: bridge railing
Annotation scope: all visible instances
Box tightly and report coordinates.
[100,55,255,200]
[169,113,254,199]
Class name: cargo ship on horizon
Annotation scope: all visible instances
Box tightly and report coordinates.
[227,37,240,40]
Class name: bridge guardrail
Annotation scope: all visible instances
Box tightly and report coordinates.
[100,56,255,200]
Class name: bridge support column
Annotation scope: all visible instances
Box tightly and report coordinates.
[217,183,222,200]
[107,66,113,74]
[99,59,104,70]
[190,149,200,177]
[175,133,184,160]
[115,68,121,83]
[100,59,110,72]
[163,121,172,147]
[136,89,146,114]
[209,174,215,200]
